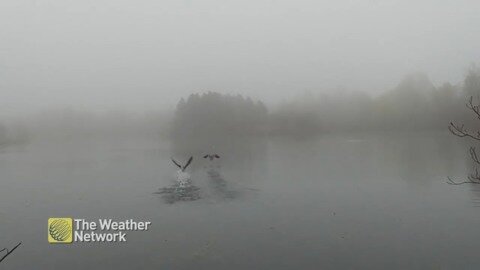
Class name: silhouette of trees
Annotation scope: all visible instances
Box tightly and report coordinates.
[269,108,322,138]
[172,92,268,139]
[172,73,464,140]
[171,92,268,157]
[3,66,476,145]
[268,71,467,136]
[464,64,480,97]
[376,73,436,129]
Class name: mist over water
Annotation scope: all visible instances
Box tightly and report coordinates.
[1,50,480,270]
[1,131,479,269]
[2,0,480,269]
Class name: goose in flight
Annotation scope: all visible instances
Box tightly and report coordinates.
[172,156,193,172]
[203,154,220,161]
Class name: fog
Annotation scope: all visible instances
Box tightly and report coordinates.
[1,0,480,117]
[3,1,480,269]
[1,0,480,189]
[1,66,478,145]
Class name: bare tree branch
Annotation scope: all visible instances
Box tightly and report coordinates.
[466,96,480,120]
[468,167,480,181]
[0,242,21,264]
[448,96,480,185]
[470,147,480,164]
[447,167,480,185]
[447,176,480,185]
[449,95,480,140]
[449,122,480,140]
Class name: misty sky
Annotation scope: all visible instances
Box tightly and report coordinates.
[1,0,479,116]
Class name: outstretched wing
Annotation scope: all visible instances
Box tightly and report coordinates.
[171,158,182,169]
[183,156,193,170]
[214,154,220,158]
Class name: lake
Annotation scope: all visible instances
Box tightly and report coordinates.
[1,131,480,269]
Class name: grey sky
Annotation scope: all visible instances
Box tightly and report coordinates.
[1,0,479,116]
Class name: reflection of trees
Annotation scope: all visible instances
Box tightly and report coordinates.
[468,182,480,206]
[380,133,458,187]
[171,92,268,183]
[0,124,7,145]
[0,123,29,147]
[384,135,431,186]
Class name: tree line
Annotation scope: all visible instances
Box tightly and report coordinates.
[172,65,480,139]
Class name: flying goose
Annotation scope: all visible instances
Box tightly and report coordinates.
[203,154,220,161]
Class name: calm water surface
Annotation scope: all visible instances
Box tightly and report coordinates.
[1,132,479,269]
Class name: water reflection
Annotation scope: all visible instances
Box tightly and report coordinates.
[206,168,238,199]
[2,133,480,269]
[468,184,480,207]
[376,132,461,187]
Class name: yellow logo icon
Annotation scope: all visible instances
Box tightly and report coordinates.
[48,218,73,244]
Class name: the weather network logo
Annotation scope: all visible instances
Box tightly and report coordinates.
[48,218,73,244]
[47,217,152,244]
